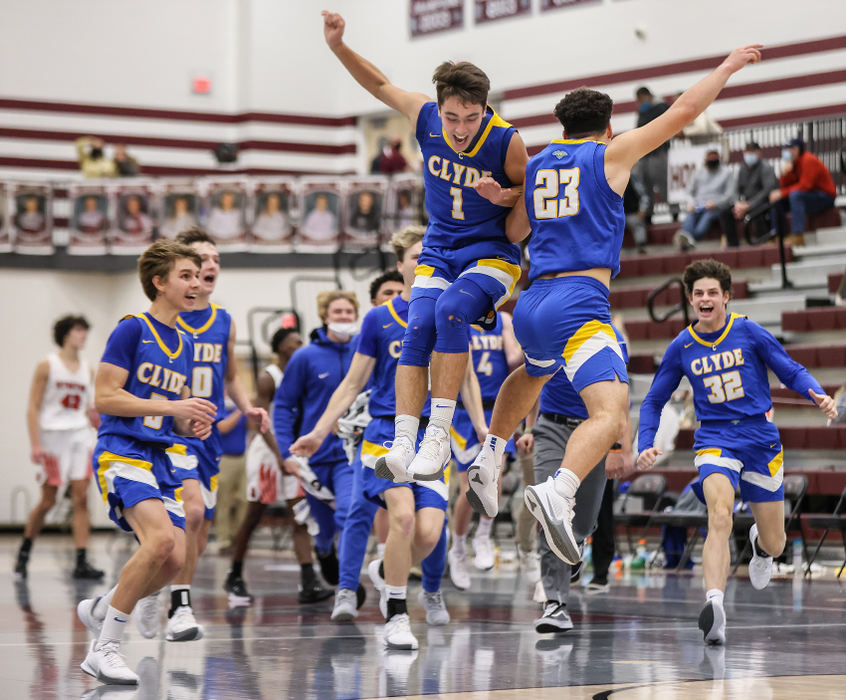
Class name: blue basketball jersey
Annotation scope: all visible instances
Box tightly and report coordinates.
[98,313,193,446]
[639,313,825,450]
[177,304,231,421]
[525,139,625,281]
[469,314,509,402]
[416,101,520,253]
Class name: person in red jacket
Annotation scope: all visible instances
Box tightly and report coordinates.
[769,138,836,239]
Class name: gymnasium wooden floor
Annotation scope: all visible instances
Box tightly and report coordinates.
[3,532,845,699]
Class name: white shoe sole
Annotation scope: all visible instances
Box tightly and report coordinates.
[524,485,579,565]
[375,454,411,483]
[80,658,138,685]
[77,598,102,635]
[465,466,498,518]
[331,608,357,622]
[698,600,726,645]
[166,625,203,642]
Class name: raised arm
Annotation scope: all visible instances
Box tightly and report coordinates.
[323,10,430,123]
[606,45,762,192]
[290,351,376,457]
[224,321,269,433]
[26,359,49,464]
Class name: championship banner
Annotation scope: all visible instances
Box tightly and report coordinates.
[10,183,53,255]
[540,0,601,10]
[343,176,388,250]
[249,178,296,253]
[200,180,249,252]
[475,0,531,24]
[0,183,10,253]
[668,143,713,205]
[297,178,342,252]
[410,0,463,38]
[67,183,109,256]
[111,183,155,255]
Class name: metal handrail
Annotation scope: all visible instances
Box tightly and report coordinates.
[647,276,689,325]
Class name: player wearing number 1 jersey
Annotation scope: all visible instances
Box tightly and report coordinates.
[637,259,837,645]
[323,10,528,486]
[466,45,766,572]
[141,228,269,643]
[16,315,102,581]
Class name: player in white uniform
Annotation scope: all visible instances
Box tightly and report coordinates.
[223,327,333,605]
[16,315,103,580]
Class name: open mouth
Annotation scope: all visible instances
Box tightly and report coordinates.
[699,304,714,314]
[454,134,468,145]
[203,274,216,285]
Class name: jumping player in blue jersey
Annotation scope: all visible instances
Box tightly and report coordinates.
[323,10,528,485]
[637,259,837,645]
[292,226,482,649]
[466,45,764,568]
[76,240,217,685]
[448,312,522,587]
[136,228,269,642]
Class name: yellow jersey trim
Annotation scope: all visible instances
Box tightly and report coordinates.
[449,425,467,451]
[551,138,605,145]
[768,450,784,477]
[688,313,741,349]
[386,297,408,329]
[561,320,615,363]
[96,450,152,503]
[415,264,436,277]
[137,313,183,360]
[695,448,722,458]
[443,106,512,158]
[361,440,389,458]
[177,303,219,336]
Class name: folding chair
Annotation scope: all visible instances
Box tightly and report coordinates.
[615,474,667,554]
[803,486,846,578]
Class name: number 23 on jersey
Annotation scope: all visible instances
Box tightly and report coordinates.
[533,168,580,219]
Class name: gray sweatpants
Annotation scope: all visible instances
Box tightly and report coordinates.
[533,413,608,603]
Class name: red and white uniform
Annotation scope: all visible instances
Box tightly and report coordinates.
[245,364,304,504]
[37,353,95,485]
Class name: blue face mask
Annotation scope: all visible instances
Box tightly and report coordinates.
[638,102,651,113]
[743,153,759,166]
[782,148,792,161]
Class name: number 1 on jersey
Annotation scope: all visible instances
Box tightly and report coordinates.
[449,187,465,220]
[533,167,580,219]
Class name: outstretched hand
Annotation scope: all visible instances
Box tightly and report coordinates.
[474,177,504,205]
[809,389,838,420]
[636,447,662,471]
[721,44,763,74]
[322,10,345,49]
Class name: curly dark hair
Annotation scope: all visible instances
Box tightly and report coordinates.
[432,61,490,107]
[553,88,613,138]
[369,270,403,302]
[53,315,90,347]
[683,259,733,296]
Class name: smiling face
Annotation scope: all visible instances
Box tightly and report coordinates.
[154,257,201,312]
[689,277,730,331]
[372,279,404,305]
[438,96,486,152]
[325,297,358,325]
[189,240,220,298]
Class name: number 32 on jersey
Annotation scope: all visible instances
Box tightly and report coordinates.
[533,168,580,219]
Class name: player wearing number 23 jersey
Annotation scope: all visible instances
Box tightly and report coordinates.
[638,312,826,502]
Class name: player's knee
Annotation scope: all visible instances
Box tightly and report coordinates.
[401,301,437,366]
[389,510,415,538]
[707,505,733,535]
[183,501,205,532]
[759,528,786,558]
[147,527,177,562]
[416,524,441,553]
[38,493,58,511]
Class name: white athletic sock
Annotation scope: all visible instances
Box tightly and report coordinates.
[394,414,419,445]
[483,434,506,465]
[429,398,457,432]
[376,542,386,558]
[386,584,407,600]
[553,468,581,499]
[97,605,130,647]
[475,516,493,539]
[706,588,724,605]
[453,534,467,555]
[93,585,118,620]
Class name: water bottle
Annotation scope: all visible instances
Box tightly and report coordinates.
[630,539,648,570]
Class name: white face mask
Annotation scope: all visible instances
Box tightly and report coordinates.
[781,148,792,162]
[743,153,759,166]
[327,321,357,340]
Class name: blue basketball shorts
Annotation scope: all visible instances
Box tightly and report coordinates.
[92,434,191,532]
[174,430,223,520]
[691,417,785,504]
[358,418,448,511]
[513,276,627,391]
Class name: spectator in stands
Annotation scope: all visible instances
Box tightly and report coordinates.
[769,138,836,245]
[378,138,410,175]
[674,150,735,251]
[74,136,117,179]
[623,172,650,254]
[114,144,140,177]
[728,141,778,246]
[671,91,723,144]
[634,87,671,223]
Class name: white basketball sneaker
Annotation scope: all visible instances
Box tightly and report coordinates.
[134,592,160,639]
[368,559,388,618]
[472,535,495,571]
[698,597,726,645]
[747,523,774,590]
[77,597,104,636]
[408,425,451,481]
[331,588,359,622]
[80,639,139,685]
[384,613,418,650]
[465,445,501,518]
[374,436,415,483]
[524,476,580,565]
[165,605,203,642]
[417,589,450,626]
[447,548,471,590]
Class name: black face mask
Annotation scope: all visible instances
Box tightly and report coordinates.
[705,160,720,170]
[90,147,104,159]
